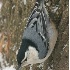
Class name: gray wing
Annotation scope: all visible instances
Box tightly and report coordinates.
[24,2,50,59]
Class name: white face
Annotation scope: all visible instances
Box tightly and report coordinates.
[21,46,39,66]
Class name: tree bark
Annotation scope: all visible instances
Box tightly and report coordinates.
[0,0,69,70]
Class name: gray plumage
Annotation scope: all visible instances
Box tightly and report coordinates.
[23,1,49,59]
[23,25,47,59]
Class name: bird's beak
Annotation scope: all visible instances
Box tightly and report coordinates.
[16,64,21,70]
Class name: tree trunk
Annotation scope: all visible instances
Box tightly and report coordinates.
[0,0,68,70]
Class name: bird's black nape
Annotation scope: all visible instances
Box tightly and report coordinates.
[17,39,29,66]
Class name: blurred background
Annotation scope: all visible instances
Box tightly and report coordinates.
[0,0,69,70]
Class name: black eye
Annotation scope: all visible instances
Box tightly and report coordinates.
[24,58,27,61]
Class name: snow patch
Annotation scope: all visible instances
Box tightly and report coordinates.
[37,63,44,69]
[29,64,33,70]
[46,3,50,6]
[3,65,16,70]
[0,53,16,70]
[23,0,27,5]
[24,18,27,21]
[12,45,16,51]
[0,53,3,62]
[47,64,53,70]
[0,1,2,10]
[12,5,15,9]
[16,50,18,55]
[52,6,59,13]
[47,66,52,70]
[63,44,68,50]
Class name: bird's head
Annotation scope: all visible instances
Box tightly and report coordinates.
[17,39,39,69]
[21,46,39,66]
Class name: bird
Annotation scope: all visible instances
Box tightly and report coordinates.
[17,0,58,69]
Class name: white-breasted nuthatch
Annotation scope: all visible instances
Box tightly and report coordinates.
[17,0,58,69]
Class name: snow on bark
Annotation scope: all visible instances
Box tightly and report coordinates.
[23,0,27,5]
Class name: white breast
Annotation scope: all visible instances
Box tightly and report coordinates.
[27,46,39,62]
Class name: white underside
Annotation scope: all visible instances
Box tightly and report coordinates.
[21,20,58,67]
[21,46,39,64]
[27,46,39,62]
